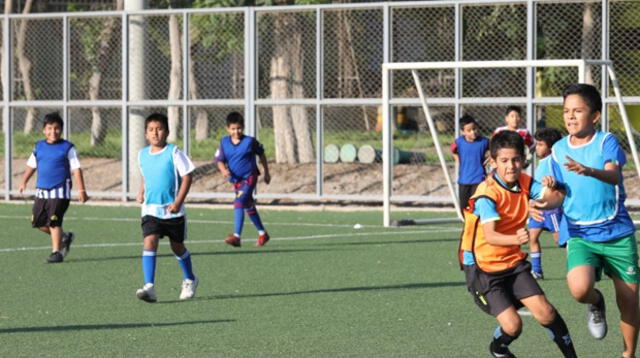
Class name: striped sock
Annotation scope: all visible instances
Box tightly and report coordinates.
[234,208,244,237]
[531,251,542,273]
[175,250,195,281]
[246,207,265,232]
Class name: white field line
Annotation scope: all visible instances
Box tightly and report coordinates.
[0,228,460,253]
[0,214,459,230]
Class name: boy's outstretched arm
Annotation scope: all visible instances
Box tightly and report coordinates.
[482,221,529,246]
[259,153,271,184]
[18,167,36,194]
[72,168,89,203]
[168,173,192,213]
[217,160,231,179]
[565,155,620,185]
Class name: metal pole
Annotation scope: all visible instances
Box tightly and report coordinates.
[3,15,11,200]
[382,3,391,227]
[316,8,323,198]
[182,11,189,156]
[63,15,70,140]
[526,0,535,176]
[412,69,463,221]
[600,0,609,132]
[245,8,256,137]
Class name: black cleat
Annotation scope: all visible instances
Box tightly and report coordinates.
[45,251,64,263]
[61,232,75,257]
[490,341,517,358]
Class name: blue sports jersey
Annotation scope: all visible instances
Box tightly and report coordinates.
[452,136,489,184]
[550,131,635,242]
[34,139,74,189]
[215,135,264,183]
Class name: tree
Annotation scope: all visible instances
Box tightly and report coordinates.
[15,0,35,133]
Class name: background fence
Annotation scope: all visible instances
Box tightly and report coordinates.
[2,0,640,205]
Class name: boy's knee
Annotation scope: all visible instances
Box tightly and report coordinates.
[568,285,593,303]
[533,304,556,325]
[500,318,523,337]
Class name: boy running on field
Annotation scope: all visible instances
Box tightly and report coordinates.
[459,131,576,358]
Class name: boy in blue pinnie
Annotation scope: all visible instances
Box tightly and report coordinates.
[18,112,88,263]
[215,112,271,248]
[527,127,566,280]
[533,83,640,358]
[451,114,490,210]
[135,113,198,303]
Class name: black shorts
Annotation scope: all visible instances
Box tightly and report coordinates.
[458,183,479,211]
[141,215,187,243]
[464,260,543,316]
[32,198,70,228]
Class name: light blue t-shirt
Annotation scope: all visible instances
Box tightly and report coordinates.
[550,131,634,242]
[462,172,543,265]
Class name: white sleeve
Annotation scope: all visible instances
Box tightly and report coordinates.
[26,153,37,168]
[173,148,195,177]
[67,147,81,170]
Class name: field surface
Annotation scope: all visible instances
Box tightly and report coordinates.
[0,203,628,357]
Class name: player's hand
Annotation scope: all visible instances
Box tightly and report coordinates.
[78,190,89,203]
[264,172,271,185]
[528,200,545,222]
[541,175,557,189]
[18,183,26,194]
[222,168,231,178]
[167,202,180,213]
[136,192,144,204]
[515,228,530,245]
[565,156,590,176]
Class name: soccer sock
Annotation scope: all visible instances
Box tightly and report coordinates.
[491,326,518,353]
[531,251,542,272]
[246,207,265,232]
[175,250,195,281]
[234,207,245,237]
[542,312,577,358]
[142,249,157,285]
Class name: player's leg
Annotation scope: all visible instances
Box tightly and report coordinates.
[521,294,577,357]
[167,218,198,300]
[613,277,640,358]
[566,238,607,339]
[528,227,544,279]
[491,307,522,358]
[225,182,246,247]
[137,216,161,302]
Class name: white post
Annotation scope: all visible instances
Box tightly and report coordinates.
[411,70,463,222]
[382,66,391,227]
[607,64,640,180]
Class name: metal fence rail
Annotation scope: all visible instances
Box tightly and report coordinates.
[2,0,640,205]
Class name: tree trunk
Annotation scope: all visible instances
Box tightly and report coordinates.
[167,14,182,143]
[15,0,35,134]
[290,23,314,163]
[581,2,596,85]
[0,0,12,132]
[89,0,123,146]
[188,28,210,141]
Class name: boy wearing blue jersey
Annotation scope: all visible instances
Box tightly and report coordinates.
[527,127,565,280]
[215,112,271,248]
[135,113,197,303]
[543,84,639,358]
[18,112,88,263]
[451,114,490,210]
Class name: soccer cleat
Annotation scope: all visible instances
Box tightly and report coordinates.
[45,251,64,263]
[60,232,75,257]
[179,277,199,300]
[257,232,270,247]
[489,341,517,358]
[587,289,607,339]
[531,270,544,280]
[224,234,241,247]
[136,283,157,303]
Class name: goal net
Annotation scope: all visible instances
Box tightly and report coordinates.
[381,59,639,227]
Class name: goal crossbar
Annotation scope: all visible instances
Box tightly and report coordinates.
[382,59,640,227]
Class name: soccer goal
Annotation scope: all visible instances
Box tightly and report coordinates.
[381,59,640,227]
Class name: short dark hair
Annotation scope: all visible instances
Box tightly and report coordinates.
[505,105,522,116]
[562,83,602,113]
[490,130,525,159]
[42,112,64,129]
[535,127,563,148]
[459,114,476,128]
[226,111,244,127]
[145,113,169,131]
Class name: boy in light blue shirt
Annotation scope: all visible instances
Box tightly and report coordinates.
[541,83,639,358]
[135,113,198,303]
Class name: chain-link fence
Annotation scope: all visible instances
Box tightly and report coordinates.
[2,1,640,207]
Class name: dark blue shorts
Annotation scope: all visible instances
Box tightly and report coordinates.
[233,173,258,209]
[528,208,561,233]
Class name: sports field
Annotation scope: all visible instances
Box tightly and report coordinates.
[0,202,625,357]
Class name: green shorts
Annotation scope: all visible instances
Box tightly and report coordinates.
[566,235,640,284]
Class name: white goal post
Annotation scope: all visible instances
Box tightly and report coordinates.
[381,59,640,227]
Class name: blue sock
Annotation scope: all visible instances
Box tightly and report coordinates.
[176,250,195,281]
[142,249,157,285]
[234,208,245,236]
[246,207,265,232]
[531,251,542,273]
